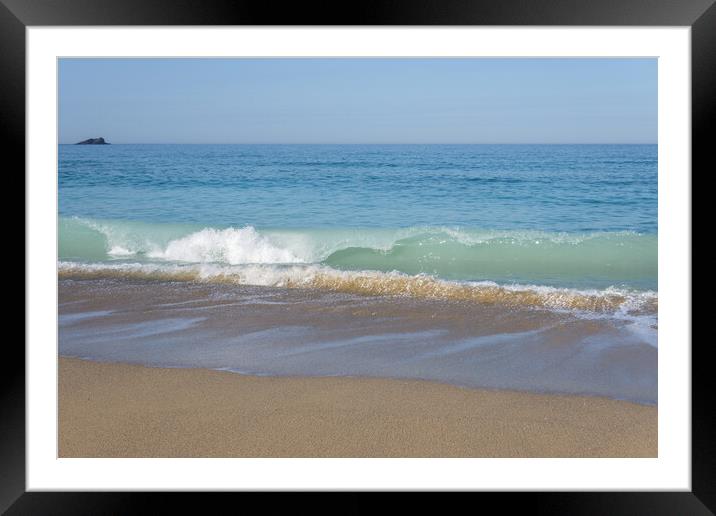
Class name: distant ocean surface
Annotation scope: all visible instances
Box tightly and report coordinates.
[58,144,658,402]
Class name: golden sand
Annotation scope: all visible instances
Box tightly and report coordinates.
[59,357,656,458]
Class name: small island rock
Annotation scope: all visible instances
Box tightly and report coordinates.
[76,137,109,145]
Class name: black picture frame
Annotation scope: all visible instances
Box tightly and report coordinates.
[6,0,710,513]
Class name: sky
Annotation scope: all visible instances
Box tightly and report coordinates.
[58,58,657,144]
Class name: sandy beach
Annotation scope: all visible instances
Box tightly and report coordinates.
[59,357,657,458]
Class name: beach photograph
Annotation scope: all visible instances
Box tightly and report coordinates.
[58,58,658,458]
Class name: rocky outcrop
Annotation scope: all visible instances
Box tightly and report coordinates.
[76,137,109,145]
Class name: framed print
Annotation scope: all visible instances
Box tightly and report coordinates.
[6,0,712,513]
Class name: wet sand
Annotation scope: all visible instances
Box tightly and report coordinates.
[59,278,658,403]
[59,357,657,458]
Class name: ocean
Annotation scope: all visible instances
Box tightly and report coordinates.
[58,144,658,403]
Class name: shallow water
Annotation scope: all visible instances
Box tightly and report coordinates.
[59,278,657,404]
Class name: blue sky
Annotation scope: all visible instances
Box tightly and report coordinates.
[59,58,657,144]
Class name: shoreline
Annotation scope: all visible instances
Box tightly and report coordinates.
[59,357,658,458]
[59,278,658,404]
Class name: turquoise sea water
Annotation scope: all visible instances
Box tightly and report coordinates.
[59,144,657,293]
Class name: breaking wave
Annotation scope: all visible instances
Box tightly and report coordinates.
[59,217,657,290]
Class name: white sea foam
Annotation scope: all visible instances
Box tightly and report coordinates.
[107,245,135,256]
[58,260,657,317]
[147,226,304,265]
